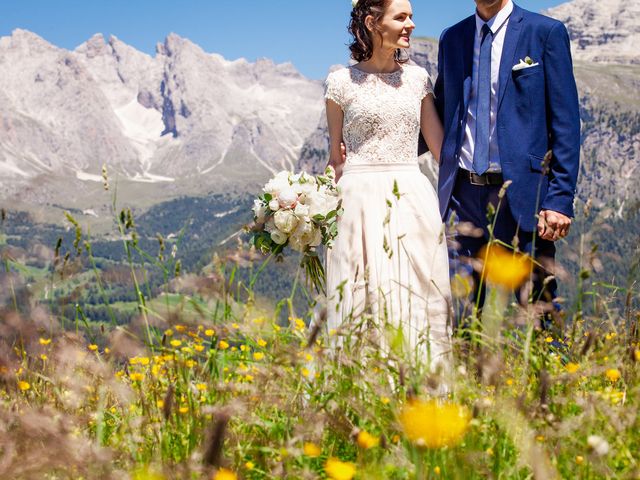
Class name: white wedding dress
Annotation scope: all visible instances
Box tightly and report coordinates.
[324,64,452,367]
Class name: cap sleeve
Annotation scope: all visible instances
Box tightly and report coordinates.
[324,71,345,109]
[419,69,434,101]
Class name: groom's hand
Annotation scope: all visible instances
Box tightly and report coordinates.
[538,210,572,241]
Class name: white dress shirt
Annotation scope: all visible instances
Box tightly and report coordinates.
[458,0,514,173]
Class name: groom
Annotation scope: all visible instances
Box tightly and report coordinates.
[431,0,580,324]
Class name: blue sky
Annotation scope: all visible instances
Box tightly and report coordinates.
[2,0,566,79]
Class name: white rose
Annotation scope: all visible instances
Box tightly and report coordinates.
[270,229,288,245]
[263,171,291,196]
[278,187,299,209]
[268,199,280,211]
[274,209,299,234]
[289,220,320,252]
[308,189,339,217]
[294,203,310,218]
[252,199,268,223]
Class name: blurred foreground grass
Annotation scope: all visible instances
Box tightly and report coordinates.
[0,202,639,480]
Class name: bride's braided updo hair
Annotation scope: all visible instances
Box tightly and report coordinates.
[349,0,409,63]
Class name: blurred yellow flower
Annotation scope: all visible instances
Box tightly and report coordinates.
[40,354,48,361]
[478,243,532,289]
[185,360,196,368]
[219,340,230,350]
[301,368,310,378]
[398,399,471,449]
[575,455,584,465]
[356,430,380,449]
[240,345,248,352]
[294,318,306,331]
[170,340,182,347]
[156,400,164,408]
[205,329,215,336]
[635,349,640,362]
[18,380,31,391]
[303,442,321,457]
[129,373,144,382]
[257,338,267,347]
[605,368,621,382]
[104,347,111,354]
[194,345,205,352]
[164,329,174,337]
[175,325,186,333]
[253,352,265,361]
[138,357,150,366]
[196,383,207,391]
[325,458,356,480]
[39,338,52,345]
[213,468,237,480]
[88,344,98,351]
[231,323,240,329]
[381,396,391,405]
[434,466,441,476]
[565,362,580,373]
[545,336,554,343]
[179,406,189,414]
[245,461,255,470]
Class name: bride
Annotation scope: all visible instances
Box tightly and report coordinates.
[324,0,452,368]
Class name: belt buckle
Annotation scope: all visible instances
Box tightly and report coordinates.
[468,171,486,186]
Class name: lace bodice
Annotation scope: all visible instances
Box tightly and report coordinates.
[324,64,433,165]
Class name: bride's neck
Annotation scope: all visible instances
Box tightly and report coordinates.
[358,48,400,73]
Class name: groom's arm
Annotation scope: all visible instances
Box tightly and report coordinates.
[540,21,580,221]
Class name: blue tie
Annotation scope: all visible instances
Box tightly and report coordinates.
[473,24,493,175]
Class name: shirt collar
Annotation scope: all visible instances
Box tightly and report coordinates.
[475,0,514,36]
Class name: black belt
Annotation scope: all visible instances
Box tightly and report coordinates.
[457,169,504,186]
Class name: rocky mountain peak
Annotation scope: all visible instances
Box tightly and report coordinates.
[545,0,640,64]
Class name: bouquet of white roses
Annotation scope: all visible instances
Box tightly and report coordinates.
[250,166,342,294]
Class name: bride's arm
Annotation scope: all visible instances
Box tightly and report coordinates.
[420,94,444,165]
[326,99,345,181]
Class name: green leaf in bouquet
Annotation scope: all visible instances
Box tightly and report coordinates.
[312,214,326,222]
[325,210,337,221]
[263,193,273,202]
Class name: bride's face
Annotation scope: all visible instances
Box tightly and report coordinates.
[371,0,415,51]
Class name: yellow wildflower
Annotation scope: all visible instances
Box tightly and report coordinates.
[39,338,52,345]
[219,340,230,350]
[635,349,640,362]
[104,347,111,354]
[164,329,174,337]
[181,347,193,354]
[605,368,621,382]
[257,338,267,347]
[324,457,356,480]
[536,435,545,442]
[179,406,189,414]
[303,442,321,457]
[185,360,196,368]
[575,455,584,465]
[194,345,205,352]
[231,323,240,329]
[138,357,150,366]
[356,430,380,449]
[565,362,580,373]
[253,352,265,361]
[398,399,471,449]
[196,383,207,391]
[129,372,144,382]
[170,340,182,347]
[18,380,31,391]
[244,374,254,382]
[545,336,554,343]
[434,466,441,476]
[301,368,310,378]
[381,396,391,405]
[88,344,98,351]
[174,325,186,333]
[213,468,237,480]
[156,400,164,408]
[245,461,255,470]
[294,318,306,331]
[40,354,48,361]
[478,243,532,289]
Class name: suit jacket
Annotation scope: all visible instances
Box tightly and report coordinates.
[432,3,580,232]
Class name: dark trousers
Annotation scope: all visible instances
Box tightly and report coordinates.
[447,173,559,330]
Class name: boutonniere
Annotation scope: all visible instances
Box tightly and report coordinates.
[512,56,540,71]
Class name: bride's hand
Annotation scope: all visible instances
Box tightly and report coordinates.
[340,142,347,163]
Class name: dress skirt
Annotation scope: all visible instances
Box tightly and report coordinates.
[325,162,452,367]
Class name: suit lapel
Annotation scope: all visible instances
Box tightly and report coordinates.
[497,4,524,110]
[461,15,476,112]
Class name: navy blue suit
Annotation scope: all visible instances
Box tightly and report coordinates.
[432,4,580,319]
